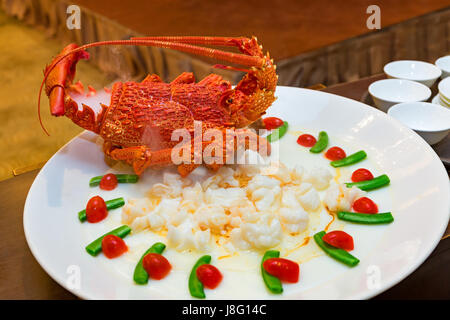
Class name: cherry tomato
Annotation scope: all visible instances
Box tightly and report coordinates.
[322,231,354,251]
[99,173,118,191]
[297,134,317,147]
[351,168,374,182]
[101,235,127,259]
[143,253,172,280]
[196,264,223,289]
[263,258,299,283]
[353,197,378,214]
[86,195,108,223]
[325,147,346,161]
[263,117,284,130]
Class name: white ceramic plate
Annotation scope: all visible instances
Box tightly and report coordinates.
[24,86,449,299]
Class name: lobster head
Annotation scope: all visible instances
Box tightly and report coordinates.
[44,43,89,116]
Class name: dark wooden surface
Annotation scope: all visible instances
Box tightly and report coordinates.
[1,75,448,299]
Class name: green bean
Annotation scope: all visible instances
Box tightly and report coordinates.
[133,242,166,284]
[330,150,367,167]
[85,225,131,257]
[261,250,283,294]
[345,174,390,191]
[89,174,139,187]
[338,211,394,224]
[78,197,125,222]
[189,255,211,299]
[310,131,328,153]
[267,121,288,142]
[313,231,360,267]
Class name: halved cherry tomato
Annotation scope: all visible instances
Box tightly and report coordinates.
[263,117,284,130]
[101,234,127,258]
[322,230,354,251]
[297,134,317,147]
[99,173,118,191]
[263,258,299,283]
[143,253,172,280]
[196,264,223,289]
[353,197,378,214]
[86,196,108,223]
[351,168,374,182]
[325,147,346,161]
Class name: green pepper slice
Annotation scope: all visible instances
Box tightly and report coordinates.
[330,150,367,167]
[337,211,394,224]
[89,174,139,187]
[310,131,328,153]
[133,242,166,284]
[85,225,131,257]
[78,197,125,222]
[189,255,212,299]
[261,250,283,294]
[345,174,390,191]
[267,121,288,142]
[313,231,360,267]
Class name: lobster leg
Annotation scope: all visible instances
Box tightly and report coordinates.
[197,74,226,86]
[107,127,270,177]
[141,74,163,83]
[109,145,195,176]
[109,146,157,175]
[171,72,196,84]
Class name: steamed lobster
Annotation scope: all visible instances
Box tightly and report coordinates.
[39,36,278,177]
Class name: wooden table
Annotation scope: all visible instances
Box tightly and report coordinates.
[1,75,448,299]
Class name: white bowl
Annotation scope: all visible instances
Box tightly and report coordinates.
[388,102,450,145]
[431,94,446,107]
[384,60,442,87]
[435,55,450,79]
[438,76,450,102]
[439,94,450,108]
[369,79,431,112]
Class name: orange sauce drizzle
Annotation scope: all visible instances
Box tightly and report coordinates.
[324,208,336,232]
[334,168,341,183]
[285,236,311,255]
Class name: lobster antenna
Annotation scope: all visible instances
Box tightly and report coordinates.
[38,39,266,135]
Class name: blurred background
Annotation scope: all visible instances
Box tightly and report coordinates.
[1,0,449,181]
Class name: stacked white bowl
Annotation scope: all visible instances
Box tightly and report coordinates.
[438,77,450,108]
[369,60,438,112]
[384,60,442,87]
[368,79,431,112]
[432,55,450,107]
[388,102,450,145]
[435,55,450,79]
[368,59,450,145]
